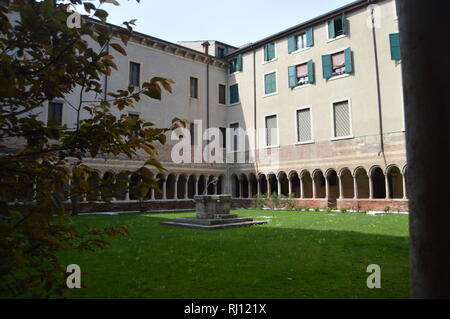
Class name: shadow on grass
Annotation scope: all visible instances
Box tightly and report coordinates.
[59,213,410,299]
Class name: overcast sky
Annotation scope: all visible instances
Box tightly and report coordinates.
[98,0,356,47]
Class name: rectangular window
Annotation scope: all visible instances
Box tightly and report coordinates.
[264,42,276,62]
[328,14,347,39]
[297,108,312,143]
[289,60,314,88]
[331,51,346,76]
[229,123,239,163]
[129,62,140,87]
[48,102,63,125]
[296,33,307,50]
[333,101,351,138]
[128,113,139,137]
[229,84,239,104]
[264,72,277,95]
[229,55,242,74]
[190,77,198,99]
[265,115,278,147]
[217,47,225,58]
[296,63,309,86]
[218,84,226,105]
[219,127,226,148]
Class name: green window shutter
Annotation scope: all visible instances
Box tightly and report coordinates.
[328,19,335,39]
[288,35,296,54]
[229,59,235,74]
[342,13,348,35]
[230,84,239,104]
[344,48,353,74]
[269,42,275,60]
[322,54,332,79]
[288,66,297,88]
[307,60,315,84]
[265,72,276,95]
[390,33,401,61]
[236,54,242,72]
[306,28,314,47]
[264,44,269,61]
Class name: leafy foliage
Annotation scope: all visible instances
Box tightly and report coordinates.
[0,0,183,297]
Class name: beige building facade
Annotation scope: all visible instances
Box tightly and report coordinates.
[36,0,408,212]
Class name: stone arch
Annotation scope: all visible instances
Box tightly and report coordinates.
[86,171,101,201]
[278,171,289,197]
[248,173,258,198]
[258,174,268,197]
[288,171,301,198]
[387,165,403,199]
[239,174,249,198]
[300,170,313,198]
[371,166,386,199]
[313,170,326,199]
[268,173,278,196]
[231,174,239,198]
[177,174,188,199]
[354,167,369,199]
[187,175,197,198]
[155,173,166,200]
[339,168,354,199]
[165,174,176,200]
[326,169,340,204]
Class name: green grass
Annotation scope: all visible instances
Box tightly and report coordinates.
[59,210,410,299]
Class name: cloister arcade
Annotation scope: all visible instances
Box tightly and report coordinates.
[230,165,408,203]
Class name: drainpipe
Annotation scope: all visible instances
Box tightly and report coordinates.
[369,1,386,163]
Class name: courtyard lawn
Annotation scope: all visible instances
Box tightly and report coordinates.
[58,210,410,299]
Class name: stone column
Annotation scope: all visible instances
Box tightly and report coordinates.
[402,173,407,200]
[195,176,199,196]
[385,173,390,199]
[257,179,261,196]
[312,178,317,199]
[398,0,450,298]
[125,181,130,201]
[185,178,189,199]
[300,177,304,199]
[239,179,243,199]
[325,176,330,200]
[267,181,271,198]
[338,175,344,199]
[150,187,155,201]
[248,181,252,199]
[353,176,358,199]
[174,176,179,200]
[162,180,167,200]
[288,178,292,197]
[277,178,281,197]
[369,176,374,199]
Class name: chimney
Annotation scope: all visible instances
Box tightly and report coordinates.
[201,41,210,55]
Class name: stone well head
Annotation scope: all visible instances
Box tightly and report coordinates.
[194,195,232,219]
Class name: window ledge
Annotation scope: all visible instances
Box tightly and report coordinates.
[295,140,315,146]
[263,145,280,150]
[263,92,278,98]
[262,58,278,65]
[328,73,351,82]
[331,136,354,142]
[229,71,242,77]
[326,34,347,43]
[290,46,312,55]
[228,102,241,107]
[293,83,312,90]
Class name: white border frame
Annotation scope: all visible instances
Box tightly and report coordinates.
[47,99,64,125]
[330,98,354,141]
[189,75,200,100]
[326,16,348,42]
[128,59,143,88]
[217,83,227,105]
[292,60,312,90]
[262,71,278,97]
[228,83,240,106]
[325,47,352,81]
[264,112,280,149]
[294,106,315,145]
[262,41,278,64]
